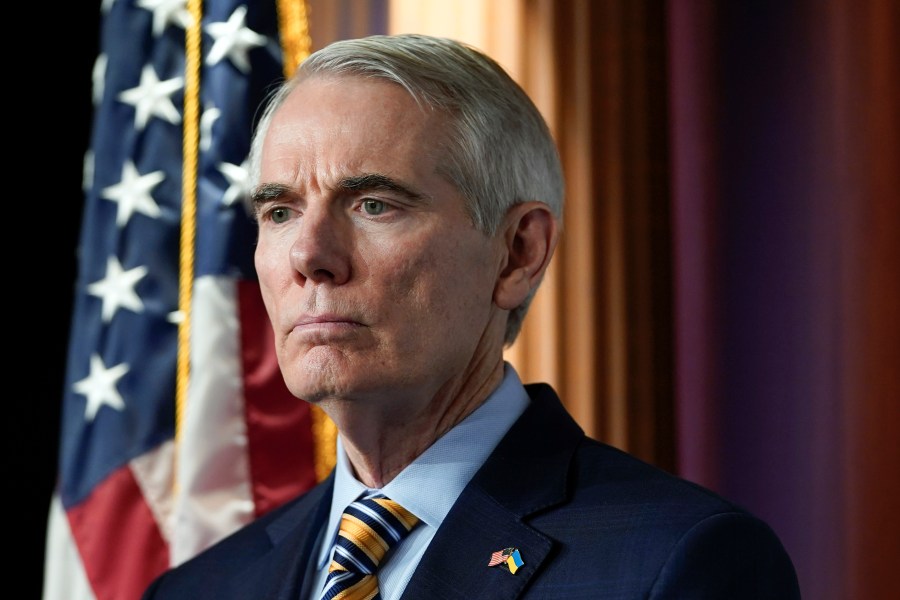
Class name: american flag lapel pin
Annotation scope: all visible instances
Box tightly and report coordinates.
[488,547,525,574]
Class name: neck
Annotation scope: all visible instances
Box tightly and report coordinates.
[325,353,506,489]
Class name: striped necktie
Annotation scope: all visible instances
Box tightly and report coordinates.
[318,494,420,600]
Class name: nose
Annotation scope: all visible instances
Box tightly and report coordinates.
[289,207,351,285]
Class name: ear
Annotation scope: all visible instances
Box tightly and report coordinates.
[494,201,559,311]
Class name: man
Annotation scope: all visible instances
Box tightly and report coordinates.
[144,34,799,599]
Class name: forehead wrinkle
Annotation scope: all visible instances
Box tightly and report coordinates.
[258,149,346,199]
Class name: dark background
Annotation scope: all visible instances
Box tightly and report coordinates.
[23,4,100,597]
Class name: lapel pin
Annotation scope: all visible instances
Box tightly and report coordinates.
[488,547,525,574]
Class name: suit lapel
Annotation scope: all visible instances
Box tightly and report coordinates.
[230,475,334,600]
[399,485,553,599]
[401,384,583,600]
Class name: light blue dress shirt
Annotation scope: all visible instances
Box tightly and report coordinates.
[304,362,531,600]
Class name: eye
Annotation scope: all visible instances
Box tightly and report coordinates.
[270,207,292,224]
[361,199,387,215]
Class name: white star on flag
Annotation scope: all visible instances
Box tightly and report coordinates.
[83,150,95,194]
[73,354,129,421]
[205,5,267,73]
[200,104,222,152]
[118,64,184,130]
[219,159,250,206]
[92,54,107,106]
[87,256,148,322]
[101,160,164,226]
[137,0,192,36]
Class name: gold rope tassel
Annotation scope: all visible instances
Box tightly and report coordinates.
[174,0,204,490]
[277,0,312,78]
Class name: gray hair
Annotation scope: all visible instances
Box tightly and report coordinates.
[249,33,564,345]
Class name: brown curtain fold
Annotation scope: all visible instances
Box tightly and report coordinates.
[670,1,899,598]
[508,0,675,470]
[829,1,900,596]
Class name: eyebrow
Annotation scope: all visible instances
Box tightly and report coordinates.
[250,183,292,211]
[339,173,430,204]
[249,173,430,212]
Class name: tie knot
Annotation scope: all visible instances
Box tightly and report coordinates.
[329,494,420,576]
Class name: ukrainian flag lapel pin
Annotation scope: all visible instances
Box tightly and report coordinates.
[487,547,525,574]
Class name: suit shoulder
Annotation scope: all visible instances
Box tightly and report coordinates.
[142,484,326,599]
[648,509,801,597]
[526,438,799,596]
[569,437,747,514]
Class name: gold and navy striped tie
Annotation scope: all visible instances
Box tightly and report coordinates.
[318,494,420,600]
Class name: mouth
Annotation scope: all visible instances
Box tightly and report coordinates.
[291,314,365,338]
[295,313,361,326]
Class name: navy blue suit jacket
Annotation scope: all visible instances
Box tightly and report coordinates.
[143,383,800,599]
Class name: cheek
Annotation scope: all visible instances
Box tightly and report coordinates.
[376,249,433,314]
[254,244,272,289]
[380,235,494,325]
[254,238,287,315]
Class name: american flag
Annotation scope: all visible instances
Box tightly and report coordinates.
[43,2,320,599]
[488,548,512,567]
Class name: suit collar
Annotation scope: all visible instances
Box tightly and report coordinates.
[230,475,334,600]
[401,383,583,599]
[473,383,583,514]
[266,473,333,545]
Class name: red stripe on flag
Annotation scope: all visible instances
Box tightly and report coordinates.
[238,279,318,517]
[66,464,169,600]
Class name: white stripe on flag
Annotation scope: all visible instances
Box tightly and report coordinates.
[170,275,255,566]
[42,494,97,600]
[130,438,177,544]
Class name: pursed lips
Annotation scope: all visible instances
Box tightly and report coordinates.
[290,314,364,335]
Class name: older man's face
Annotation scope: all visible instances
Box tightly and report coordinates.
[253,76,505,411]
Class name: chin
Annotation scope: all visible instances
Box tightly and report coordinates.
[279,352,356,402]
